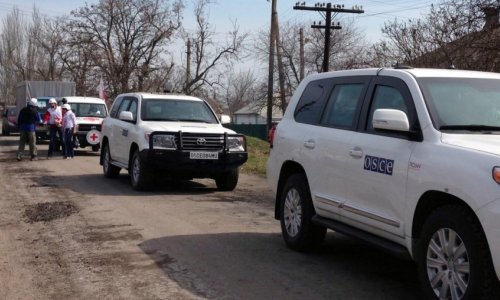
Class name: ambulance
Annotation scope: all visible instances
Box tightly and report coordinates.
[61,96,108,151]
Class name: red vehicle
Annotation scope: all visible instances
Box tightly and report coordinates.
[2,106,18,135]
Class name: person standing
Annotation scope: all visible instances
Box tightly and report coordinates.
[61,104,76,159]
[43,98,63,159]
[17,98,42,161]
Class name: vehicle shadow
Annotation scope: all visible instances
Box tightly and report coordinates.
[138,232,422,300]
[30,172,217,197]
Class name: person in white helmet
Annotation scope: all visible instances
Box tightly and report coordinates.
[17,98,42,161]
[43,98,63,158]
[61,104,76,159]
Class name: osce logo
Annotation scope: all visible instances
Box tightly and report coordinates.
[364,155,394,176]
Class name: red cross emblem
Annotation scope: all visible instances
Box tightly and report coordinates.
[86,130,101,145]
[90,132,99,142]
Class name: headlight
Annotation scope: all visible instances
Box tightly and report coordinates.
[152,134,177,150]
[144,132,177,149]
[227,136,245,152]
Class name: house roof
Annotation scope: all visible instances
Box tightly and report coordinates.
[234,102,283,119]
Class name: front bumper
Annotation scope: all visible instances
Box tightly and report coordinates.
[140,149,247,176]
[140,131,248,178]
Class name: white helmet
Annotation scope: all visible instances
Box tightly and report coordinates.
[28,98,37,106]
[48,98,57,104]
[62,104,71,110]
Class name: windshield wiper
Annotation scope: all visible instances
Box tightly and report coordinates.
[439,125,500,132]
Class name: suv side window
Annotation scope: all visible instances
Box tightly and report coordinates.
[320,84,365,129]
[294,78,332,125]
[367,85,408,131]
[110,97,123,118]
[361,77,421,140]
[114,97,137,120]
[128,100,138,122]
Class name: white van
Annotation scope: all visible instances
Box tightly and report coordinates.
[61,96,108,151]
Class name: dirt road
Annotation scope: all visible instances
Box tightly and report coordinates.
[0,134,421,299]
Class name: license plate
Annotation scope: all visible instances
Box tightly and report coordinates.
[190,152,218,160]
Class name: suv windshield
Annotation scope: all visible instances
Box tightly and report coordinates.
[141,98,218,123]
[418,77,500,132]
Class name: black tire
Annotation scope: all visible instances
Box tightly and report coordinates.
[416,205,499,300]
[102,144,120,178]
[3,127,9,136]
[130,150,152,191]
[92,145,100,152]
[215,168,239,191]
[279,173,326,252]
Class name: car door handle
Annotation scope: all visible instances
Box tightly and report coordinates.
[349,147,363,158]
[304,139,315,149]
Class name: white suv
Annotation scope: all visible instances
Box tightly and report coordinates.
[100,93,247,191]
[267,68,500,299]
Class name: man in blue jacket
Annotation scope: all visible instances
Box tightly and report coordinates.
[17,98,42,161]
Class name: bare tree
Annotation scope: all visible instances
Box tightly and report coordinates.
[253,19,370,109]
[182,0,248,95]
[69,0,184,97]
[31,15,66,80]
[218,69,260,119]
[374,0,500,71]
[0,6,49,104]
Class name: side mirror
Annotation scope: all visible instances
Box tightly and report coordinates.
[372,109,410,132]
[119,111,134,121]
[220,114,231,124]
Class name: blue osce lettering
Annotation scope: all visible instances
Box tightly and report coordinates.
[364,155,394,175]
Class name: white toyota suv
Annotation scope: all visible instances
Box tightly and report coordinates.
[267,67,500,299]
[100,93,247,191]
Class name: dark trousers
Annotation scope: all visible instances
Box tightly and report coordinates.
[63,128,74,158]
[48,126,64,157]
[17,131,37,158]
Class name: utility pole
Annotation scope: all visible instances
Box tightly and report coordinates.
[299,27,304,81]
[267,0,277,131]
[275,13,287,114]
[186,39,191,93]
[294,2,364,72]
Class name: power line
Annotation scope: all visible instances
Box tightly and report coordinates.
[294,2,364,72]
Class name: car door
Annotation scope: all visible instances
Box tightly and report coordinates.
[112,96,138,163]
[341,76,420,238]
[297,76,370,220]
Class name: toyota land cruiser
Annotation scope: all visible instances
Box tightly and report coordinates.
[267,67,500,300]
[100,93,247,191]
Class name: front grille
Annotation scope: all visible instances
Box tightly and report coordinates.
[180,133,225,151]
[78,124,102,131]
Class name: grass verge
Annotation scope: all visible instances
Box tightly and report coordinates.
[240,136,270,177]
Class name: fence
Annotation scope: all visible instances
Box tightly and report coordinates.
[224,124,267,141]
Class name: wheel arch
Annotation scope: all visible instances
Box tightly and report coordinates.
[99,136,109,165]
[411,190,484,254]
[274,161,308,220]
[128,142,139,170]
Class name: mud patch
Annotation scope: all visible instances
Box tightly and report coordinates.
[24,201,79,223]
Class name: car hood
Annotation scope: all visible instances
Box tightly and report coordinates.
[142,121,236,134]
[76,117,104,124]
[441,134,500,156]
